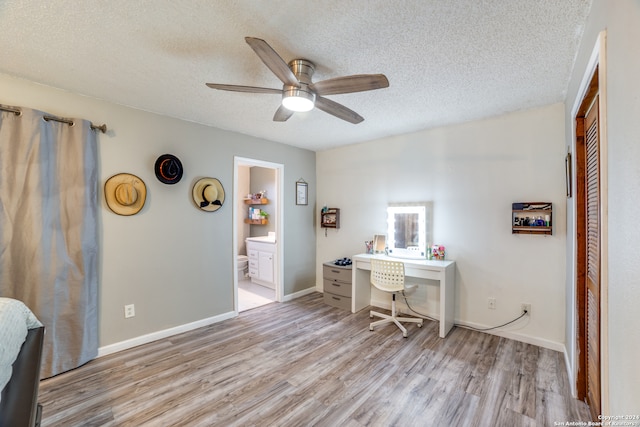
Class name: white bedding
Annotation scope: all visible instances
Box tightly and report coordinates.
[0,297,43,401]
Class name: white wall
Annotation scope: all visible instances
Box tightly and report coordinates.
[564,0,640,414]
[0,73,316,348]
[317,103,567,349]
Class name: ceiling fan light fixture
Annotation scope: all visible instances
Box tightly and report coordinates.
[282,86,315,112]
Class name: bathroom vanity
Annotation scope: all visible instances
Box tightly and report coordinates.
[246,236,277,289]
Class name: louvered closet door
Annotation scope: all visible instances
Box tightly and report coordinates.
[585,95,601,419]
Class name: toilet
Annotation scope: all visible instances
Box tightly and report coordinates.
[237,255,249,278]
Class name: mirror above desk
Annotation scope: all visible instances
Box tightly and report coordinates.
[386,203,432,259]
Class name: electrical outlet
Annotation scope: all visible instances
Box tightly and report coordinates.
[124,304,135,318]
[488,298,496,310]
[521,303,531,315]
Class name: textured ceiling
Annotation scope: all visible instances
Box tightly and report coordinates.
[0,1,591,151]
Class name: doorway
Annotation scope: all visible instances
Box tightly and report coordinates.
[233,157,284,312]
[572,31,608,419]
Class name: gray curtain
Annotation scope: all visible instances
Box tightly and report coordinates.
[0,107,99,378]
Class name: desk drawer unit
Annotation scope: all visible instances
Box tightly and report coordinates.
[323,279,351,297]
[322,262,352,310]
[323,293,351,311]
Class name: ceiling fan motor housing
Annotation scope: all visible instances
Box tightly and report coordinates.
[282,59,316,111]
[288,59,315,84]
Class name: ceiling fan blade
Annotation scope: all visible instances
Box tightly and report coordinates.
[205,83,282,95]
[273,105,294,122]
[245,37,299,87]
[309,74,389,96]
[315,96,364,124]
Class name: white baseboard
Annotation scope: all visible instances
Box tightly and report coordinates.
[100,290,563,362]
[282,286,317,302]
[99,289,318,358]
[453,319,564,352]
[97,311,236,358]
[371,298,564,352]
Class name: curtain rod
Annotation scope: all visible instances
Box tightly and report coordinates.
[0,105,108,134]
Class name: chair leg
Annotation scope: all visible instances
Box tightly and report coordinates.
[369,293,423,337]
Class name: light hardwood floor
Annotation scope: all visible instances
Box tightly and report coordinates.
[38,292,591,426]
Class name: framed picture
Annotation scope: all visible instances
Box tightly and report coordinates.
[296,179,308,205]
[565,152,572,198]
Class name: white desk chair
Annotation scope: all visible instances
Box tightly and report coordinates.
[369,258,423,337]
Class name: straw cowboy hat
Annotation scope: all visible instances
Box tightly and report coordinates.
[192,177,225,212]
[104,173,147,215]
[154,154,183,185]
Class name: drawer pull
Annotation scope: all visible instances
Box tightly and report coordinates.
[331,269,340,274]
[331,283,341,287]
[332,296,341,301]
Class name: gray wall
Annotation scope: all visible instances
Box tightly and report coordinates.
[564,0,640,414]
[250,166,276,237]
[0,73,316,348]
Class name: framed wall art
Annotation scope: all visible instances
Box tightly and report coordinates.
[296,179,308,205]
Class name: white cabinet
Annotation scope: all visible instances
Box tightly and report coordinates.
[258,252,274,284]
[246,239,277,289]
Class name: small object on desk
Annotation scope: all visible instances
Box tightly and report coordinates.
[373,234,386,254]
[334,257,352,266]
[365,240,373,254]
[431,244,445,260]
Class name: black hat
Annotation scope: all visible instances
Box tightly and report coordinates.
[154,154,183,185]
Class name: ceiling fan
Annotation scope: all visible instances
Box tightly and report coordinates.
[206,37,389,124]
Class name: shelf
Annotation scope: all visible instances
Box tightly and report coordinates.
[246,198,269,225]
[244,219,268,225]
[244,198,269,205]
[321,208,340,229]
[512,202,552,235]
[512,226,552,234]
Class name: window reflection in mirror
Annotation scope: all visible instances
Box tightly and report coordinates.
[393,213,420,248]
[386,203,431,259]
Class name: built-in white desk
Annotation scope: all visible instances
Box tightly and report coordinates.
[351,253,456,338]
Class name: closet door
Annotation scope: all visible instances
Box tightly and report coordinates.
[584,95,601,419]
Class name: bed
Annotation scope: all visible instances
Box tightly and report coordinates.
[0,297,45,427]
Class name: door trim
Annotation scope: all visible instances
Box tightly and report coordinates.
[233,156,285,311]
[569,30,609,414]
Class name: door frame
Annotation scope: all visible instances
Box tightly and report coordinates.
[569,30,609,413]
[233,156,284,312]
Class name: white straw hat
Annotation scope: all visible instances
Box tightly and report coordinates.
[104,173,147,216]
[192,177,225,212]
